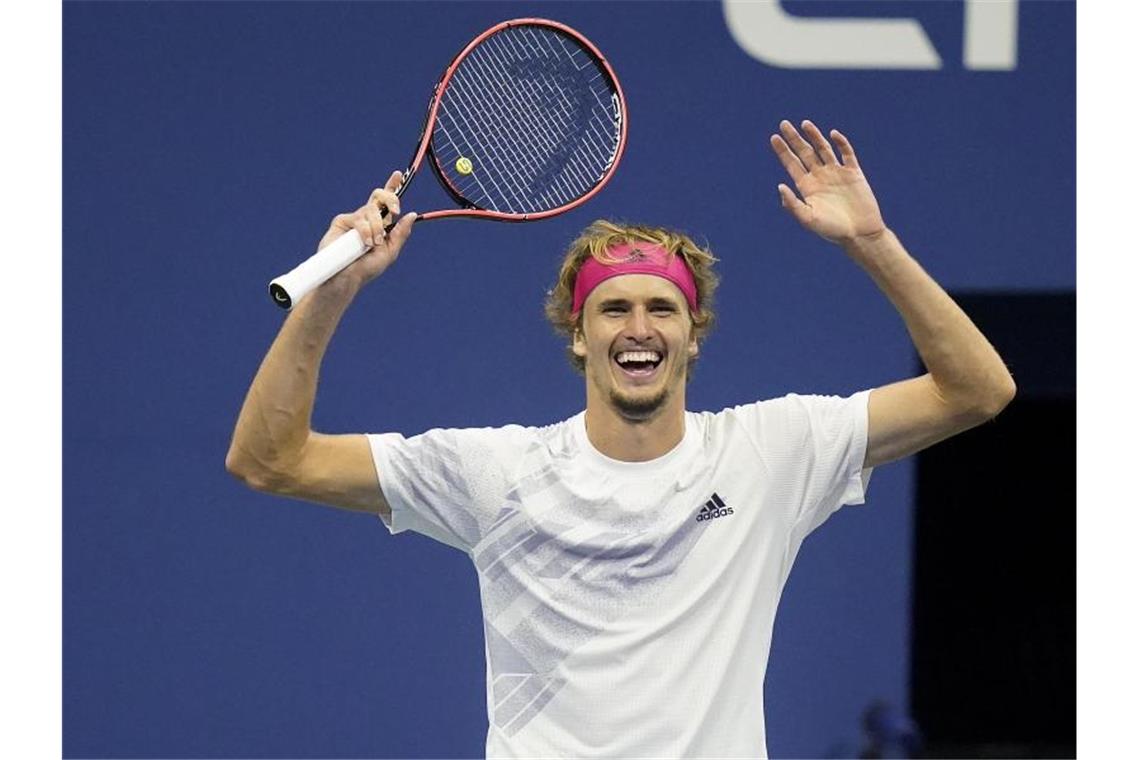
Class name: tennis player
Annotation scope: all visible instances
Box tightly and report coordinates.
[227,120,1015,758]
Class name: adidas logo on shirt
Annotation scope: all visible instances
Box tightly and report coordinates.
[696,492,734,522]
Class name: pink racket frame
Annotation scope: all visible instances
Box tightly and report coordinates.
[397,17,629,222]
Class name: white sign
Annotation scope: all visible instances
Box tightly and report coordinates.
[723,0,1018,70]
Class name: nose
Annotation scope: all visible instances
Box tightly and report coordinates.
[624,305,652,340]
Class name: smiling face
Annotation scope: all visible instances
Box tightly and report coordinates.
[572,274,699,423]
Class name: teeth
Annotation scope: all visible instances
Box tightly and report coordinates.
[616,350,661,364]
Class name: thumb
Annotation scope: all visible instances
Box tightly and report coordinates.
[388,211,418,248]
[777,183,813,227]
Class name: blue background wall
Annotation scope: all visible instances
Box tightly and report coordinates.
[63,1,1074,757]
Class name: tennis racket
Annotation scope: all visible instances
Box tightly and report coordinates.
[268,17,628,309]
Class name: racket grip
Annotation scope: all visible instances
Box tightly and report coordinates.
[267,229,367,310]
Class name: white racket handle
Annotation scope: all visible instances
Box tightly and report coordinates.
[268,228,367,310]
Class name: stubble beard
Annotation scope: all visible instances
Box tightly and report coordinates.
[607,357,686,423]
[609,383,670,423]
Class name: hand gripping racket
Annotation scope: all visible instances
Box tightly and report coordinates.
[268,17,628,309]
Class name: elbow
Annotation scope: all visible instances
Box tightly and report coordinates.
[998,374,1017,410]
[224,444,252,483]
[225,446,291,494]
[974,373,1017,421]
[225,447,262,489]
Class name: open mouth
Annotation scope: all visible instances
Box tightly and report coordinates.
[614,349,664,378]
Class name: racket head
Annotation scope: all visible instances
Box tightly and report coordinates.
[411,18,628,223]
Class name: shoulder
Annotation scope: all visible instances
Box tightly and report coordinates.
[370,415,579,464]
[696,392,837,427]
[468,416,579,453]
[694,391,869,447]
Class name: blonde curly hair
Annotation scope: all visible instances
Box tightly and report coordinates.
[544,220,720,374]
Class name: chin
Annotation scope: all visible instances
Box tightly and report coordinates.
[610,385,670,422]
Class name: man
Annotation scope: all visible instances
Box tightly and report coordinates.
[226,119,1015,757]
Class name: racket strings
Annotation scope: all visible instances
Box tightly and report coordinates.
[432,24,622,214]
[472,34,596,203]
[439,35,590,209]
[509,28,617,188]
[454,40,565,208]
[493,27,618,193]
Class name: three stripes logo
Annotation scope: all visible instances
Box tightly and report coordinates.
[696,492,734,523]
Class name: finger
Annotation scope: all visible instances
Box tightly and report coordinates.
[777,183,813,227]
[830,129,860,169]
[779,119,820,168]
[769,134,807,182]
[317,213,356,250]
[351,214,376,248]
[369,187,401,216]
[368,189,400,228]
[348,214,376,247]
[365,202,388,246]
[387,211,418,250]
[801,120,838,165]
[384,170,404,194]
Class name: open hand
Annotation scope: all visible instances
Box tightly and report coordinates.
[769,120,886,246]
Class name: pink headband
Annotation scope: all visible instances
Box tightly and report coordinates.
[571,242,699,317]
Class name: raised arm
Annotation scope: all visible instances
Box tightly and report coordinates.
[769,119,1015,468]
[225,172,417,515]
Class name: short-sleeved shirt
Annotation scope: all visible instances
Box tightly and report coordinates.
[368,391,872,758]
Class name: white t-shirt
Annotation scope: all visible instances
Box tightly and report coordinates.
[368,391,872,759]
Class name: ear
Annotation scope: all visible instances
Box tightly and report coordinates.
[572,324,587,358]
[688,336,699,359]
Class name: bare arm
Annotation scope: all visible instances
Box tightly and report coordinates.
[225,171,418,515]
[769,120,1015,468]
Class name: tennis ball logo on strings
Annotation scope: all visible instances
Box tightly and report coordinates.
[455,157,474,175]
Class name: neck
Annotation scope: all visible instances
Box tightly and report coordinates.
[582,386,687,462]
